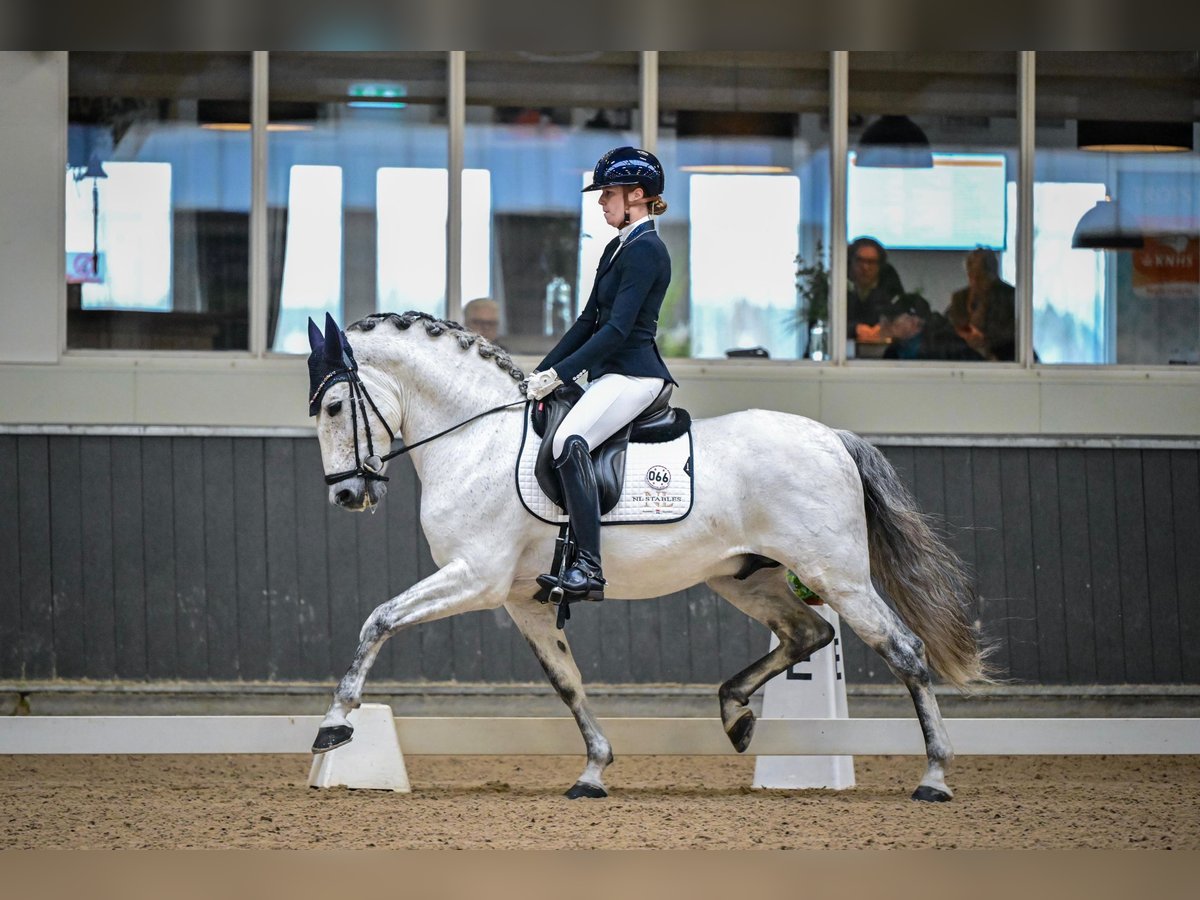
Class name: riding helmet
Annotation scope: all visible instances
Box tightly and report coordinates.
[582,146,665,196]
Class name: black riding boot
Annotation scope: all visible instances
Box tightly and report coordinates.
[538,434,605,601]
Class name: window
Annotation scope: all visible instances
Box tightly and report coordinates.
[1035,52,1200,365]
[658,52,831,360]
[62,51,1200,370]
[66,52,252,350]
[66,162,172,311]
[688,173,801,357]
[846,52,1020,362]
[376,167,492,316]
[266,52,447,351]
[272,165,343,353]
[463,51,641,356]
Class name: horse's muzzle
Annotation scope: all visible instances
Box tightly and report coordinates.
[329,477,387,511]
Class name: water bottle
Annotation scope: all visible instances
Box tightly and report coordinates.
[809,319,827,361]
[544,276,572,336]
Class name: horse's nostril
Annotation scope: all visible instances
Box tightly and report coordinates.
[336,489,355,506]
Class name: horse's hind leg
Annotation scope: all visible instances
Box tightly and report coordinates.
[506,598,612,799]
[707,569,836,753]
[820,582,955,802]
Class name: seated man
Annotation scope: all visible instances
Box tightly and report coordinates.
[947,248,1016,362]
[848,236,904,343]
[884,293,983,362]
[463,297,502,346]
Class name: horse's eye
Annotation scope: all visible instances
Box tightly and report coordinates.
[326,401,343,416]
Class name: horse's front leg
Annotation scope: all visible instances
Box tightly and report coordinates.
[505,598,612,799]
[313,558,503,752]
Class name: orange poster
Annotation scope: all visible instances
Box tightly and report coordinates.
[1132,236,1199,300]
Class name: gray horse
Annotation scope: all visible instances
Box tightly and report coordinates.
[307,312,990,801]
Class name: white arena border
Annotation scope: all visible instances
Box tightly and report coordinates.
[1,716,1197,756]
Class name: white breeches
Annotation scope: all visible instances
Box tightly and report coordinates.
[553,373,666,457]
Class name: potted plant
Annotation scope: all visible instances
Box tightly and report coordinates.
[793,241,830,359]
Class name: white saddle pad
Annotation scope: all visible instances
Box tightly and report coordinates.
[516,407,694,526]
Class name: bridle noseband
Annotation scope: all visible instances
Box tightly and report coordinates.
[318,365,526,487]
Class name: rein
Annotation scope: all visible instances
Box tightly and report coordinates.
[321,366,526,486]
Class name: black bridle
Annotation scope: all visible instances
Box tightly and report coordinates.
[318,365,526,487]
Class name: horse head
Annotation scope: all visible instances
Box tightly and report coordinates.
[307,313,395,511]
[307,310,529,513]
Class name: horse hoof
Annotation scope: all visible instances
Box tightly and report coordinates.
[911,785,953,803]
[725,708,756,753]
[565,781,608,799]
[311,725,354,754]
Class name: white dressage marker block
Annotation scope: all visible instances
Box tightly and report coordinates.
[753,603,855,790]
[308,704,411,792]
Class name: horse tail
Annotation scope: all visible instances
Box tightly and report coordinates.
[836,430,994,688]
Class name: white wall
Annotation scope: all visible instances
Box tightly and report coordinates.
[0,52,65,364]
[1,51,1198,436]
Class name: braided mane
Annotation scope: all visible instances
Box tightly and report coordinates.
[349,311,527,392]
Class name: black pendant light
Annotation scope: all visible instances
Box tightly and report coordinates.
[1077,120,1193,154]
[1071,196,1145,251]
[856,115,934,168]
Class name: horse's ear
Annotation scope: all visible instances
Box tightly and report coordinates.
[307,318,324,354]
[322,313,347,367]
[323,313,340,353]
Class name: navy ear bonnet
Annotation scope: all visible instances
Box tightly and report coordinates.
[307,313,358,416]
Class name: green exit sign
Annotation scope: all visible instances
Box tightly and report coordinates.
[348,83,407,108]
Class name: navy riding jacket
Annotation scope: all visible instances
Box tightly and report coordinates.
[538,220,677,386]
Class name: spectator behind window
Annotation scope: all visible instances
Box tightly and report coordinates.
[884,293,983,362]
[947,248,1016,362]
[847,236,904,343]
[463,297,503,347]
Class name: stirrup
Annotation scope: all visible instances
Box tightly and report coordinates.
[556,567,606,602]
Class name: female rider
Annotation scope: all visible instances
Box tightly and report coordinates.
[524,146,677,603]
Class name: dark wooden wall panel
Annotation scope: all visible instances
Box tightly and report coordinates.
[0,435,22,679]
[1086,451,1125,682]
[48,436,84,678]
[656,592,691,683]
[596,592,631,684]
[110,437,147,680]
[203,437,239,679]
[263,438,300,679]
[1142,452,1182,682]
[141,438,177,679]
[1028,449,1068,684]
[3,434,1198,688]
[233,439,270,680]
[1114,451,1155,683]
[628,597,662,683]
[172,439,208,679]
[1057,449,1098,682]
[17,437,53,678]
[1000,450,1038,681]
[1171,451,1200,684]
[690,587,722,683]
[79,436,117,679]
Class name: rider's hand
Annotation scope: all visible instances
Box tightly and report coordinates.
[524,369,563,400]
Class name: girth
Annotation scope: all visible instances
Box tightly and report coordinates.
[531,382,691,514]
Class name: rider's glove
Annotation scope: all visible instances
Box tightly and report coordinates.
[524,369,563,401]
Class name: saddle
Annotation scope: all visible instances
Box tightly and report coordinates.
[531,382,691,514]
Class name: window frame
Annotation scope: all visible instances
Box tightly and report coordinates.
[59,50,1199,376]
